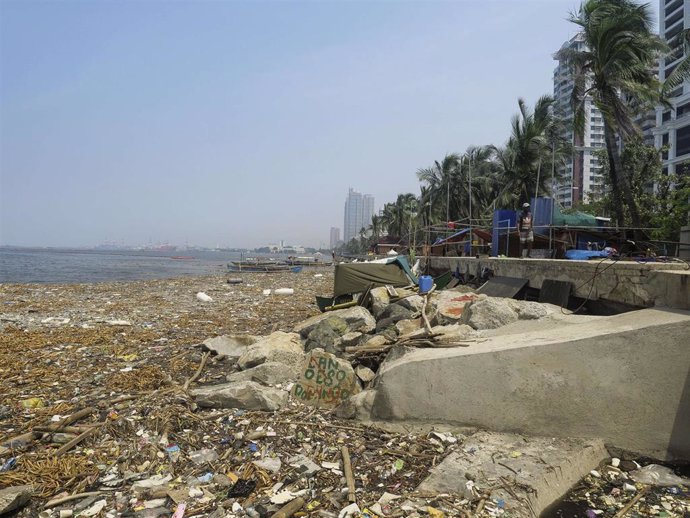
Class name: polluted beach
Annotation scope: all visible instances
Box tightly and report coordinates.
[1,260,689,517]
[3,0,690,516]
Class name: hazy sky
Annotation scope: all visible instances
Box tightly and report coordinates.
[0,0,660,249]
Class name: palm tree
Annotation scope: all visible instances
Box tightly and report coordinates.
[662,29,690,97]
[558,0,668,229]
[492,96,568,208]
[368,214,383,243]
[416,153,461,223]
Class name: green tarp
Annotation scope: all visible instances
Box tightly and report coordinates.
[333,257,416,297]
[552,206,598,227]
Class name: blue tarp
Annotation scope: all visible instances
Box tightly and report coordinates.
[492,210,516,256]
[564,249,611,260]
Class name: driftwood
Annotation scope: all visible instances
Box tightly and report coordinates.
[44,491,102,509]
[53,426,101,456]
[341,446,357,503]
[613,487,649,518]
[271,497,305,518]
[183,351,210,391]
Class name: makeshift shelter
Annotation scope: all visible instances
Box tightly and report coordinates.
[333,256,417,297]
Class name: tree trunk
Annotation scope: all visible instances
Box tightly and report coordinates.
[603,124,643,235]
[603,124,627,226]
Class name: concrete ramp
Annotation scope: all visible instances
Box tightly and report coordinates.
[372,308,690,460]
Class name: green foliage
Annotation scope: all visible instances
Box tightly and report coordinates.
[587,138,690,245]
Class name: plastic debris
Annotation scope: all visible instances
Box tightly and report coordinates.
[228,479,257,498]
[630,464,690,486]
[189,448,219,465]
[275,288,294,295]
[196,292,213,302]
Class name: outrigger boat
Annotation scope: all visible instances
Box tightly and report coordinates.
[227,261,302,273]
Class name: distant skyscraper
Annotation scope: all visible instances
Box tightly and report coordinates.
[654,0,690,175]
[329,227,340,249]
[553,34,606,207]
[343,188,375,243]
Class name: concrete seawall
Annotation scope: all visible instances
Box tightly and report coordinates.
[424,256,690,309]
[371,308,690,460]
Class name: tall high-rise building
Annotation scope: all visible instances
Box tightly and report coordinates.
[553,34,606,207]
[329,227,340,249]
[654,0,690,175]
[343,188,375,243]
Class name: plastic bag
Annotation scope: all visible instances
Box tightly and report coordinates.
[629,464,690,486]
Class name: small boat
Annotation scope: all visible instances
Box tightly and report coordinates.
[170,256,194,260]
[227,261,303,273]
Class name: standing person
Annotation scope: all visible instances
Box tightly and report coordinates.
[518,202,534,258]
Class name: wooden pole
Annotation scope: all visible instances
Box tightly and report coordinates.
[271,497,305,518]
[341,446,357,503]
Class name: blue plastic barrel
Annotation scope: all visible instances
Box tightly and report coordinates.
[418,275,433,294]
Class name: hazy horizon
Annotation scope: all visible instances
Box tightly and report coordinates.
[0,0,659,249]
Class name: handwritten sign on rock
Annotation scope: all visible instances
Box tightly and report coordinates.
[291,349,360,408]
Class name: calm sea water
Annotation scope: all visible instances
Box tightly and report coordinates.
[0,248,258,284]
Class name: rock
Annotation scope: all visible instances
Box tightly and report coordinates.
[461,297,519,330]
[355,365,376,383]
[379,302,415,321]
[192,381,288,411]
[294,307,376,337]
[202,334,259,358]
[226,362,300,386]
[237,331,304,370]
[335,389,376,420]
[507,300,550,320]
[304,317,349,354]
[196,292,213,302]
[291,349,361,408]
[369,287,391,319]
[402,323,475,341]
[288,454,321,477]
[335,331,363,349]
[360,334,389,349]
[434,290,478,325]
[398,295,425,313]
[0,486,32,515]
[395,318,422,336]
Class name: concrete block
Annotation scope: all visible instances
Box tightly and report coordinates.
[418,431,608,517]
[372,308,690,460]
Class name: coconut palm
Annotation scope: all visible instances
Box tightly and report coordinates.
[558,0,668,229]
[416,153,461,223]
[492,96,568,209]
[662,29,690,97]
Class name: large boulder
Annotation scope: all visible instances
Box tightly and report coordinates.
[304,317,349,354]
[434,290,479,325]
[192,381,288,411]
[335,390,376,420]
[291,349,361,408]
[226,362,300,386]
[397,295,425,313]
[237,331,304,370]
[294,307,376,337]
[202,334,260,358]
[461,297,519,330]
[395,318,422,336]
[507,300,550,320]
[369,287,391,319]
[376,303,415,331]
